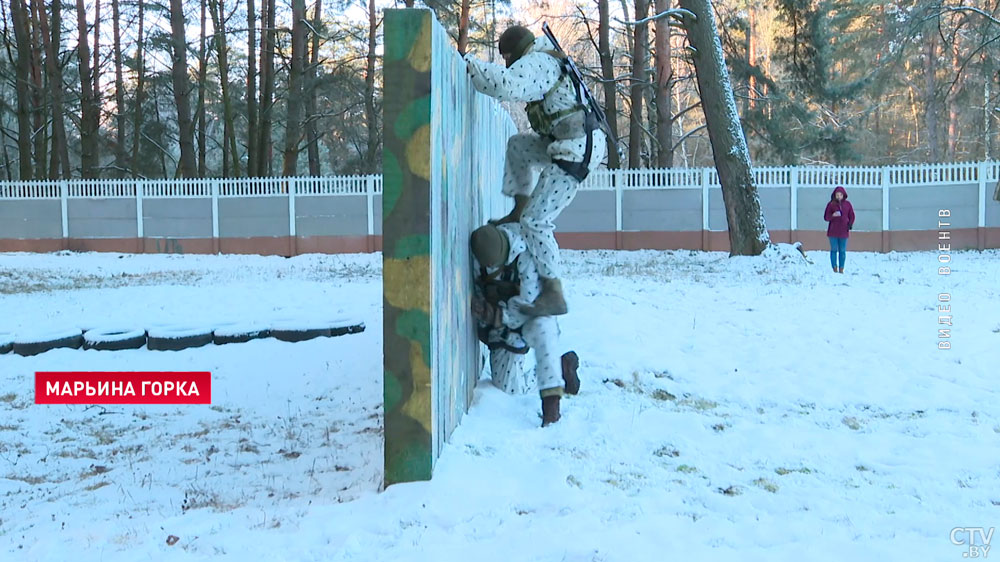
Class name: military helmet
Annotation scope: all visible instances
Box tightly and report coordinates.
[498,26,535,67]
[471,224,510,268]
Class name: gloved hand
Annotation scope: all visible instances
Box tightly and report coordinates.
[472,295,502,327]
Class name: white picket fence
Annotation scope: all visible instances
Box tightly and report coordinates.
[0,175,382,239]
[1,161,998,237]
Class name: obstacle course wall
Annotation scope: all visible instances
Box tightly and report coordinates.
[382,9,514,485]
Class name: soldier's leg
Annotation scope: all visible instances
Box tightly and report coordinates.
[517,166,579,316]
[489,348,531,395]
[521,316,563,426]
[494,133,552,224]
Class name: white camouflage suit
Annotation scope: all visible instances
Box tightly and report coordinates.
[479,223,565,396]
[465,36,607,280]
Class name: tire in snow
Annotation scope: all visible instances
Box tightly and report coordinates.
[83,328,147,351]
[0,332,15,354]
[270,320,331,343]
[213,323,271,345]
[147,325,214,351]
[329,318,365,337]
[13,328,84,356]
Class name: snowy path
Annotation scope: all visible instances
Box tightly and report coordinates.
[1,249,997,561]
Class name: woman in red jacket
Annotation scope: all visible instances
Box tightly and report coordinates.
[824,186,855,273]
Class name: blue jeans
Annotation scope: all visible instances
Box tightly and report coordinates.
[829,237,848,269]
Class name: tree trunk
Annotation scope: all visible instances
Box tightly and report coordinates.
[112,0,127,176]
[37,0,70,178]
[92,0,101,172]
[947,32,960,161]
[457,0,470,55]
[747,5,755,112]
[197,0,208,176]
[628,0,648,168]
[258,0,277,176]
[678,0,769,256]
[984,50,992,161]
[153,83,169,177]
[282,0,306,176]
[923,15,940,162]
[28,0,46,179]
[168,0,198,178]
[75,0,100,178]
[653,0,673,168]
[305,0,322,176]
[247,0,258,176]
[10,0,34,180]
[131,0,145,177]
[598,0,621,168]
[364,0,378,173]
[209,0,239,177]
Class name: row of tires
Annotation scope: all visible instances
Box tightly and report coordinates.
[0,319,365,357]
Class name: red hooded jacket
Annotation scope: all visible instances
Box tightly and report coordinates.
[824,186,855,238]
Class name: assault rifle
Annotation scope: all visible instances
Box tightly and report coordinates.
[541,22,621,157]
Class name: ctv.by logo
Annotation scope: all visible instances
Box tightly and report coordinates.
[951,527,994,558]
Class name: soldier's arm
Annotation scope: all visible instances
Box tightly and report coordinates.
[465,52,561,103]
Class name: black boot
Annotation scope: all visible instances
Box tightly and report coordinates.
[561,351,580,395]
[541,395,561,427]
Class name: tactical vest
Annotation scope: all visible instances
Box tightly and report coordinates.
[524,51,590,139]
[475,257,529,354]
[522,50,598,182]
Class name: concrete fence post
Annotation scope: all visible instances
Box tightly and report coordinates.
[136,180,144,238]
[978,160,988,250]
[60,180,69,240]
[366,175,375,237]
[288,177,298,256]
[614,170,623,249]
[211,179,220,254]
[881,166,891,253]
[790,166,799,237]
[701,167,711,251]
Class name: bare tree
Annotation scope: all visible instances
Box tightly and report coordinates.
[628,0,649,168]
[10,0,33,180]
[677,0,769,255]
[924,11,942,162]
[364,0,379,173]
[37,0,70,178]
[257,0,277,176]
[28,0,45,179]
[112,0,128,176]
[305,0,322,176]
[168,0,198,177]
[75,0,100,178]
[458,0,470,54]
[598,0,621,168]
[197,0,208,176]
[247,0,258,176]
[130,0,145,177]
[654,0,673,167]
[209,0,240,176]
[282,0,306,176]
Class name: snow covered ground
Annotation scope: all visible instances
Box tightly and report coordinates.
[1,247,997,561]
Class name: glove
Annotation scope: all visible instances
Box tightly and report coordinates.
[471,295,502,327]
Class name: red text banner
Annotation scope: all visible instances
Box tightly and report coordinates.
[35,372,212,404]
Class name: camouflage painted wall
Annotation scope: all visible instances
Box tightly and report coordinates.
[382,9,515,486]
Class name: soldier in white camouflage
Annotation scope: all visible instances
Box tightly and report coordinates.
[471,222,580,426]
[465,25,607,318]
